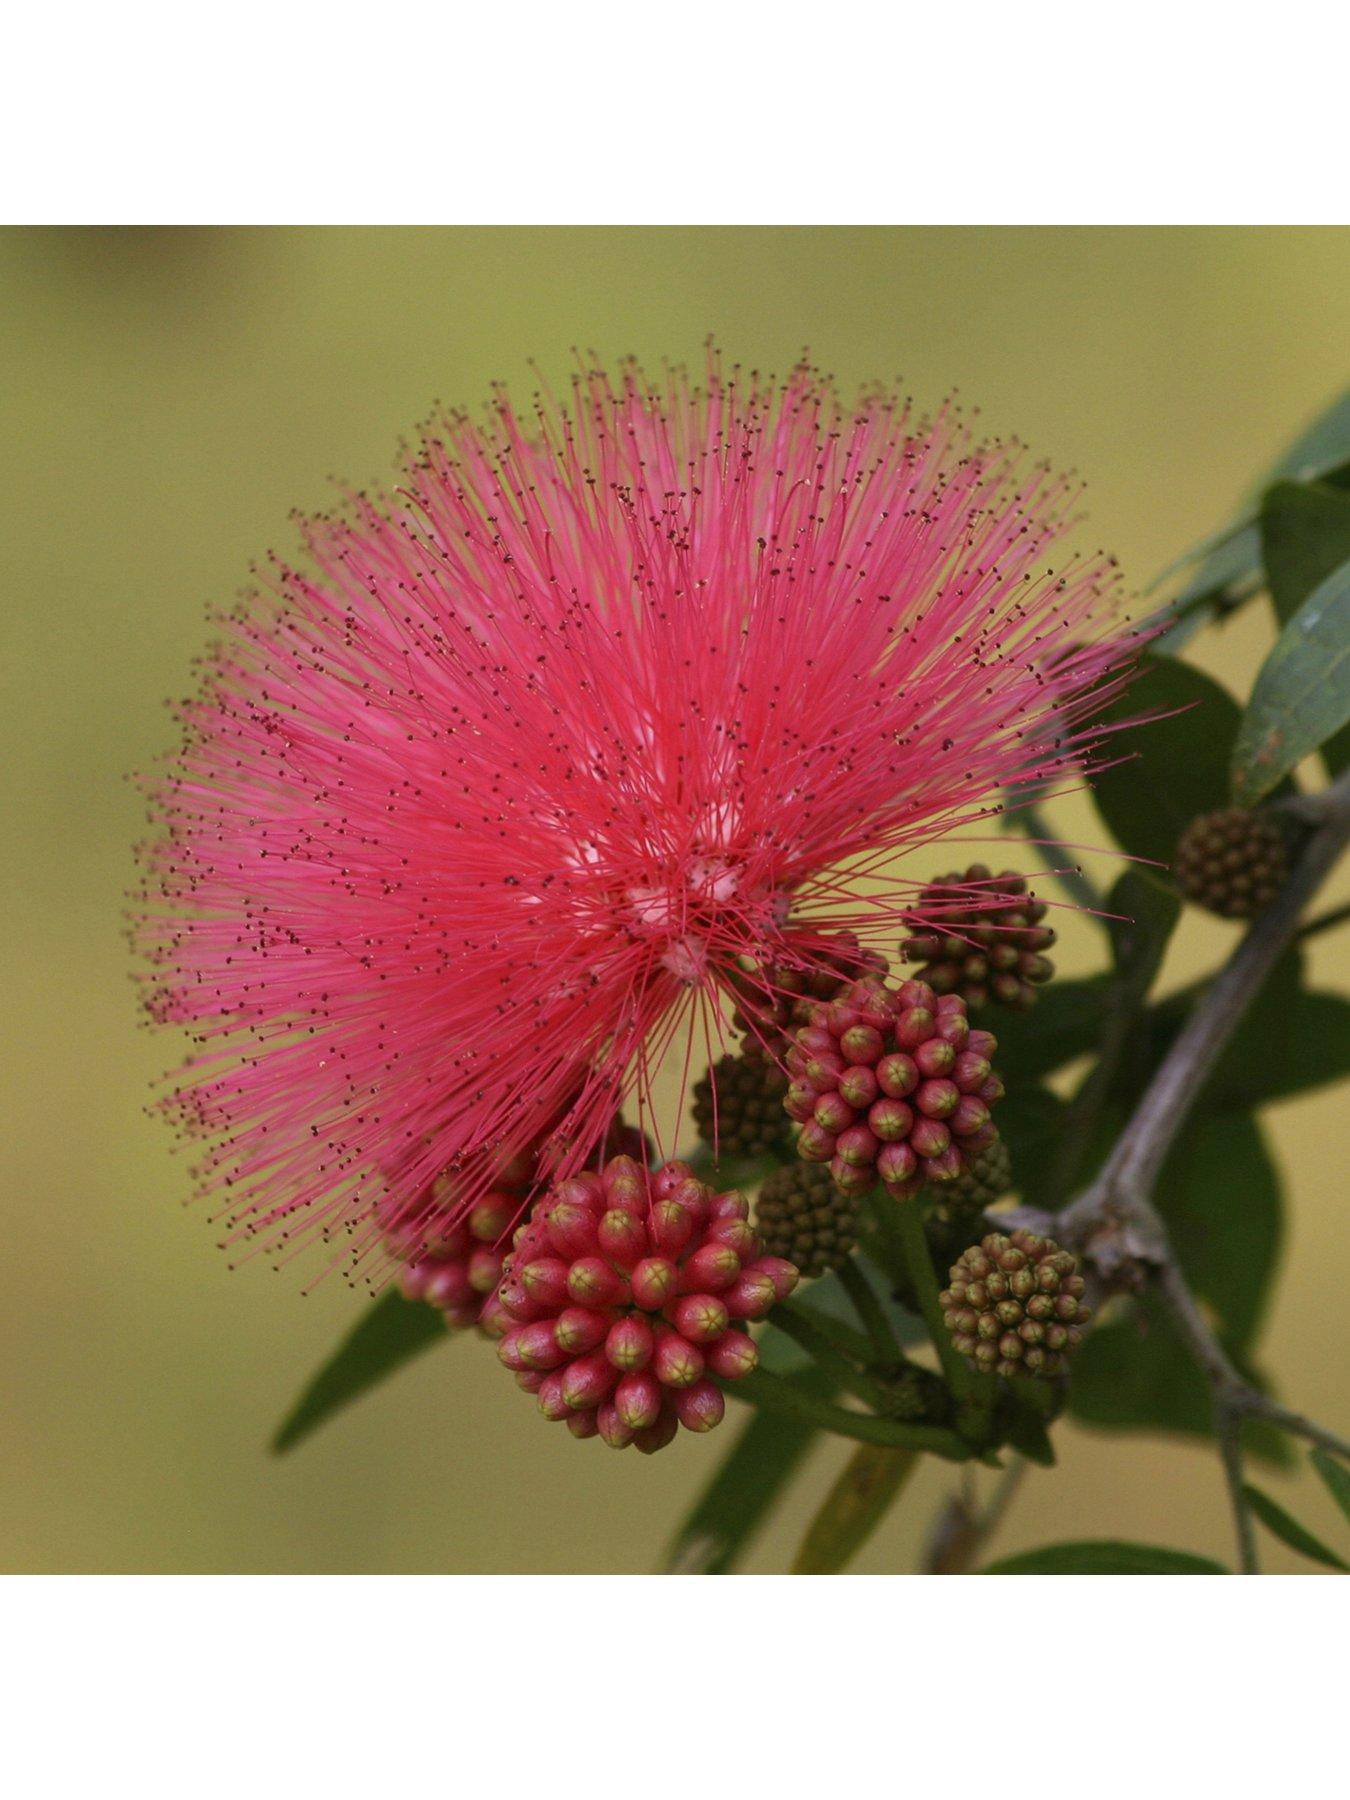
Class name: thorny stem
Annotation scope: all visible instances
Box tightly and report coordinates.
[1011,767,1350,1567]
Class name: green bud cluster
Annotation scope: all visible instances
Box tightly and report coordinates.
[940,1229,1090,1379]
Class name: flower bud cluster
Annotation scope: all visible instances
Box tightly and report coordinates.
[900,865,1055,1011]
[728,934,888,1062]
[692,1051,791,1157]
[1175,807,1290,919]
[940,1229,1090,1378]
[381,1106,651,1331]
[784,976,1003,1201]
[389,1189,517,1328]
[755,1161,858,1277]
[494,1156,798,1452]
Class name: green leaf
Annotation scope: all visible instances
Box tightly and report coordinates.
[1312,1450,1350,1528]
[1090,658,1241,865]
[1231,557,1350,804]
[791,1442,919,1573]
[981,976,1113,1083]
[1106,869,1182,978]
[1262,480,1350,777]
[1150,524,1264,651]
[1069,1289,1292,1466]
[1261,481,1350,624]
[1263,387,1350,491]
[665,1367,833,1573]
[1140,950,1350,1113]
[1243,1483,1349,1571]
[983,1539,1228,1574]
[989,1083,1070,1203]
[1156,1114,1283,1351]
[1000,1407,1057,1468]
[271,1289,448,1454]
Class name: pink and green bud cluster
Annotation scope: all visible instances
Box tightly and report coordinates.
[784,976,1002,1201]
[494,1155,798,1453]
[385,1187,517,1330]
[380,1105,654,1332]
[727,934,888,1064]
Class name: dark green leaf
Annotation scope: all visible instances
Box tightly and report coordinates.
[1069,1290,1292,1466]
[791,1441,919,1573]
[1232,557,1350,803]
[983,1539,1228,1574]
[1140,950,1350,1112]
[1090,658,1241,865]
[991,1084,1070,1203]
[1156,1115,1283,1351]
[1262,480,1350,777]
[1261,481,1350,624]
[982,977,1113,1083]
[1311,1450,1350,1528]
[1106,869,1181,980]
[665,1367,833,1573]
[1243,1483,1349,1570]
[271,1289,447,1454]
[1001,1408,1057,1468]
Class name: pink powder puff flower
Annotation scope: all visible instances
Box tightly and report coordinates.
[135,354,1135,1275]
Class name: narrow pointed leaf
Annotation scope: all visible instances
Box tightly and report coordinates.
[1311,1450,1350,1529]
[271,1289,448,1453]
[1260,480,1350,777]
[1147,524,1262,648]
[1242,1483,1349,1570]
[791,1442,918,1574]
[664,1368,833,1574]
[983,1539,1227,1574]
[1231,558,1350,804]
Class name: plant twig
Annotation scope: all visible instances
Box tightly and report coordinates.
[1296,898,1350,945]
[1010,767,1350,1566]
[921,1456,1029,1574]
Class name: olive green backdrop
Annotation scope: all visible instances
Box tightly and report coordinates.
[4,226,1349,1573]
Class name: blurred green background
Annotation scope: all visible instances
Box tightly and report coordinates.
[4,226,1350,1573]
